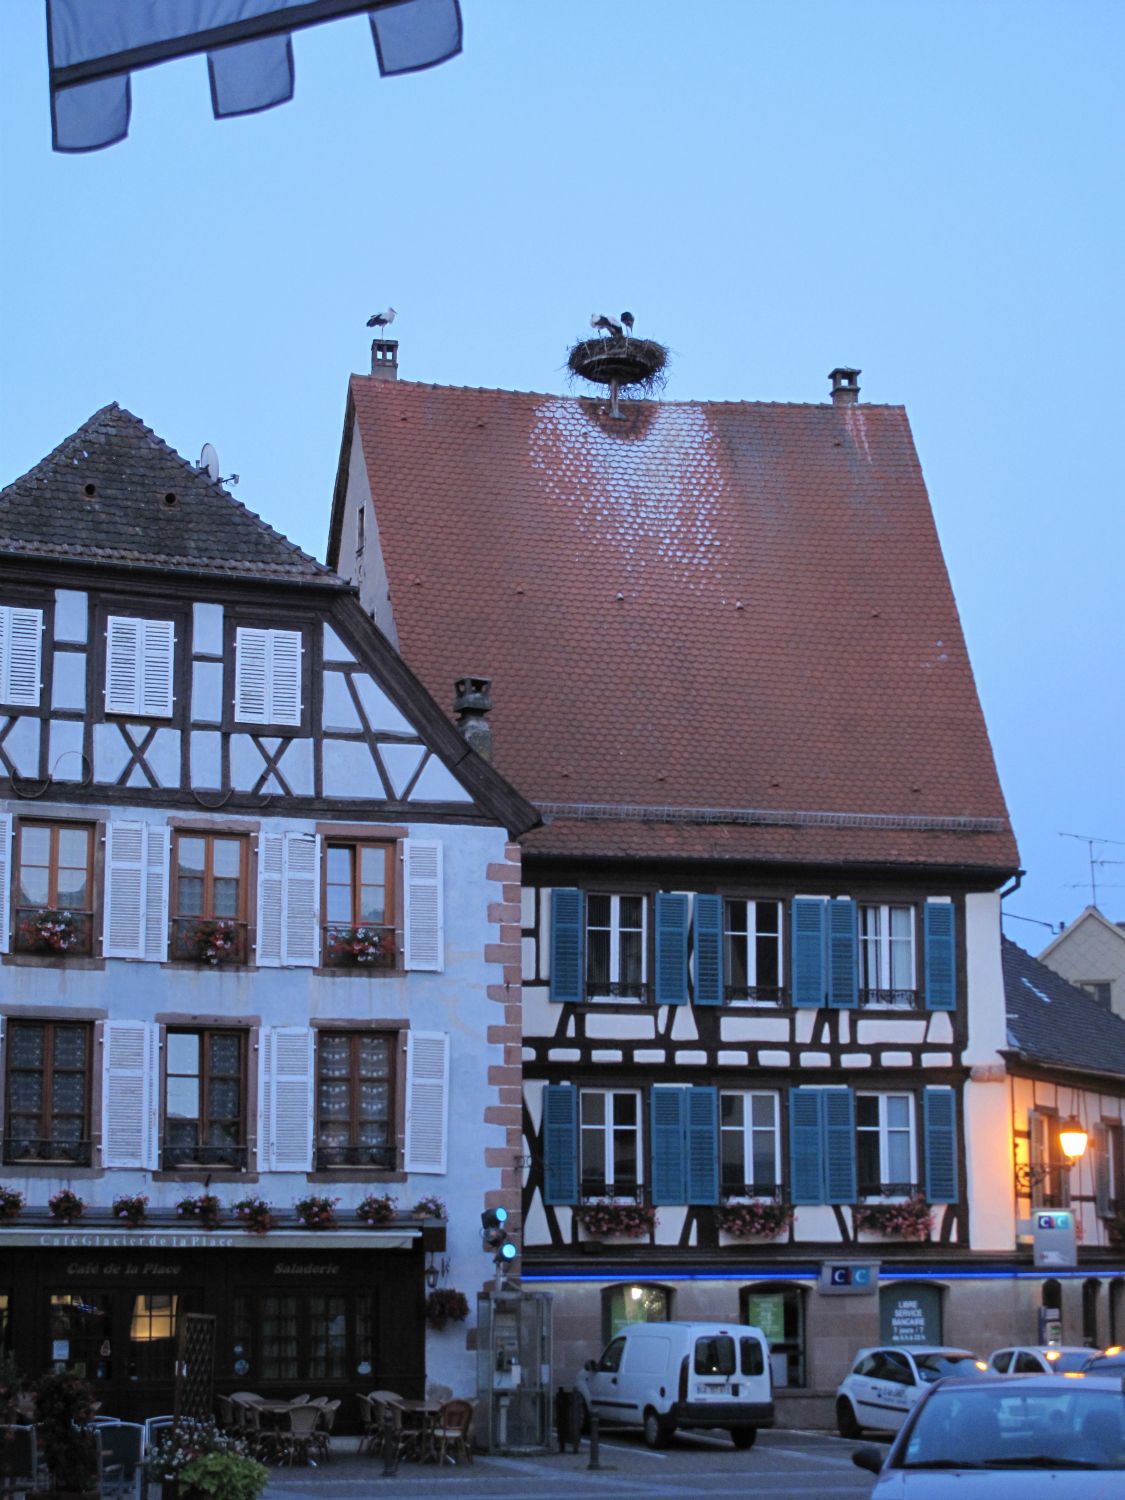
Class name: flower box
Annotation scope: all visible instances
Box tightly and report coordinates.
[112,1193,148,1228]
[357,1193,397,1226]
[0,1185,24,1222]
[176,1193,222,1229]
[232,1196,274,1235]
[716,1200,795,1241]
[575,1200,657,1240]
[48,1189,85,1224]
[853,1193,934,1242]
[294,1194,338,1230]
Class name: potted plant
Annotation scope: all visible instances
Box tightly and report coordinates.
[32,1371,99,1498]
[178,1453,269,1500]
[575,1200,658,1240]
[424,1288,470,1330]
[111,1192,148,1228]
[0,1186,24,1222]
[327,925,394,965]
[48,1188,84,1224]
[716,1199,795,1240]
[190,919,239,965]
[232,1196,274,1235]
[294,1194,338,1230]
[20,908,79,954]
[176,1193,222,1229]
[145,1419,253,1499]
[357,1192,397,1226]
[853,1193,934,1242]
[412,1194,448,1219]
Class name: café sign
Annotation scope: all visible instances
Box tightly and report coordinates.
[0,1228,418,1251]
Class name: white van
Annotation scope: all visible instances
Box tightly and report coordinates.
[574,1320,774,1449]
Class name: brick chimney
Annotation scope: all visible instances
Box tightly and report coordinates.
[453,676,492,761]
[370,339,399,381]
[829,367,861,405]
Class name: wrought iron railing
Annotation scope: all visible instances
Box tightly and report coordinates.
[857,1180,919,1199]
[321,922,396,970]
[170,916,249,966]
[859,988,919,1010]
[314,1142,397,1170]
[4,1136,92,1166]
[13,906,94,958]
[724,984,785,1004]
[579,1181,645,1203]
[160,1143,248,1171]
[584,981,650,1001]
[720,1182,783,1200]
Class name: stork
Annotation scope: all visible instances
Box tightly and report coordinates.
[367,307,397,330]
[590,313,623,338]
[621,311,635,335]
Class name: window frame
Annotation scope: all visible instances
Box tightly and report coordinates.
[314,1028,397,1171]
[1029,1107,1071,1210]
[858,902,916,1008]
[585,893,648,1002]
[723,898,784,1003]
[856,1090,917,1199]
[162,1026,247,1172]
[579,1087,643,1198]
[719,1089,781,1198]
[13,818,96,958]
[3,1017,93,1165]
[170,829,250,964]
[321,839,396,971]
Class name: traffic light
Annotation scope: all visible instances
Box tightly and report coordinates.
[481,1207,517,1262]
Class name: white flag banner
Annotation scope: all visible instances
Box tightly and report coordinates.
[47,0,463,152]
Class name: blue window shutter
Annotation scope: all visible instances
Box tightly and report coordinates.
[924,902,957,1011]
[827,899,858,1009]
[789,1089,825,1204]
[686,1087,720,1204]
[923,1088,959,1203]
[792,898,826,1008]
[549,889,584,1003]
[655,892,689,1005]
[824,1089,857,1204]
[542,1085,578,1205]
[651,1087,688,1205]
[693,895,724,1005]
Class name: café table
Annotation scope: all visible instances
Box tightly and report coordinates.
[394,1399,443,1463]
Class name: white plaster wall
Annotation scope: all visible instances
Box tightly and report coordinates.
[964,891,1008,1065]
[344,428,398,647]
[964,1077,1015,1251]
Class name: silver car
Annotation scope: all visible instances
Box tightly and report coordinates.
[853,1371,1125,1495]
[989,1344,1092,1375]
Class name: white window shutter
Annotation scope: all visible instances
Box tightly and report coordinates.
[103,822,147,958]
[256,832,285,967]
[140,619,175,717]
[404,1030,449,1174]
[105,616,142,714]
[0,813,12,955]
[403,839,443,972]
[257,1026,273,1172]
[235,627,269,723]
[1,606,43,706]
[143,824,169,961]
[269,630,302,726]
[282,833,320,967]
[265,1025,314,1171]
[102,1020,159,1168]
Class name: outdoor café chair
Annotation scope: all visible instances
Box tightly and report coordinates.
[434,1399,474,1466]
[311,1399,341,1464]
[356,1393,379,1455]
[279,1403,322,1466]
[99,1420,145,1499]
[0,1423,38,1496]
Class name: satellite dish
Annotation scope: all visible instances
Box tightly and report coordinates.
[199,443,221,483]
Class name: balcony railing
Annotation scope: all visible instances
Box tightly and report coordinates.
[170,917,249,966]
[4,1136,92,1166]
[321,923,396,970]
[13,906,94,958]
[160,1143,248,1171]
[584,981,650,1002]
[580,1181,645,1203]
[724,985,785,1004]
[720,1182,782,1200]
[858,1180,919,1199]
[859,988,919,1010]
[314,1142,397,1171]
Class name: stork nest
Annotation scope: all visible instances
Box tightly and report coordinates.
[567,335,669,396]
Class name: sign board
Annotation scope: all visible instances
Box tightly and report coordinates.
[744,1293,786,1345]
[819,1261,880,1295]
[1032,1210,1077,1269]
[880,1284,943,1345]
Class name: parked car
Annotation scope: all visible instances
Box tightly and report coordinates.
[573,1320,773,1449]
[835,1345,990,1437]
[1083,1346,1125,1375]
[852,1371,1125,1493]
[989,1345,1093,1375]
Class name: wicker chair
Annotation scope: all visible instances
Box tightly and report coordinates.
[311,1399,341,1464]
[278,1403,321,1467]
[433,1399,474,1466]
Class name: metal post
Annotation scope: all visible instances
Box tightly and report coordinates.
[587,1412,602,1470]
[380,1405,399,1477]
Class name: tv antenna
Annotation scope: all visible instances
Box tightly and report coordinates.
[1059,831,1125,908]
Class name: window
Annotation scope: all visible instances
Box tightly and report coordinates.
[234,626,302,726]
[1029,1109,1070,1210]
[856,1092,916,1196]
[171,831,248,964]
[603,1283,671,1343]
[163,1029,246,1170]
[0,604,42,707]
[232,1291,375,1382]
[50,1292,112,1380]
[720,1091,779,1196]
[14,821,94,956]
[859,903,916,1007]
[128,1293,183,1383]
[580,1089,641,1196]
[315,1031,396,1169]
[586,895,646,999]
[322,841,395,969]
[724,900,783,1001]
[1108,1122,1125,1215]
[104,615,175,717]
[4,1020,92,1165]
[1082,981,1112,1008]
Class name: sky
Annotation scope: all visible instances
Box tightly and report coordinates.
[1,2,1122,941]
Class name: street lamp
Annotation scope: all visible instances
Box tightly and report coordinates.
[1058,1117,1089,1164]
[1014,1115,1090,1191]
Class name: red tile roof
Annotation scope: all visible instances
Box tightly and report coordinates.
[333,378,1017,872]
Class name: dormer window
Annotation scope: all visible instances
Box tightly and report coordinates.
[234,626,302,726]
[105,615,175,717]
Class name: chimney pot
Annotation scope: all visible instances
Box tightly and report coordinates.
[371,338,399,381]
[453,675,493,762]
[829,366,861,405]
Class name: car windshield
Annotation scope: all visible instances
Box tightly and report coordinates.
[1045,1351,1094,1374]
[901,1387,1125,1470]
[1085,1356,1125,1375]
[914,1352,987,1383]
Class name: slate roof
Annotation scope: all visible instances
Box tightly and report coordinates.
[331,377,1018,870]
[1003,937,1125,1080]
[1,404,344,587]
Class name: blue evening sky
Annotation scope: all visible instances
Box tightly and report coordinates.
[1,2,1121,939]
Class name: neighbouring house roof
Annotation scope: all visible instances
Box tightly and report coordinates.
[1038,905,1125,964]
[1,404,345,587]
[1002,937,1125,1080]
[330,376,1018,870]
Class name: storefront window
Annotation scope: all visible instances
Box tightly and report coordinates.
[879,1281,943,1345]
[128,1294,180,1384]
[233,1291,376,1383]
[742,1284,805,1387]
[603,1283,671,1343]
[50,1292,113,1381]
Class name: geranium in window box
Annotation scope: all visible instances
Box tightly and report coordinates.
[190,919,239,965]
[1107,1212,1125,1248]
[413,1194,448,1219]
[357,1193,397,1226]
[326,925,395,966]
[716,1199,795,1240]
[48,1188,85,1224]
[575,1200,658,1239]
[853,1193,933,1242]
[424,1288,470,1331]
[20,907,80,954]
[112,1192,149,1228]
[0,1186,24,1222]
[233,1196,274,1235]
[176,1193,223,1229]
[294,1194,339,1230]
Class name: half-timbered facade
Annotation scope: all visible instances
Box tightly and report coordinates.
[327,345,1053,1424]
[0,404,537,1422]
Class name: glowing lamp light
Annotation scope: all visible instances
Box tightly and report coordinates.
[1058,1117,1089,1163]
[1045,1349,1061,1361]
[630,1286,644,1302]
[498,1240,517,1262]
